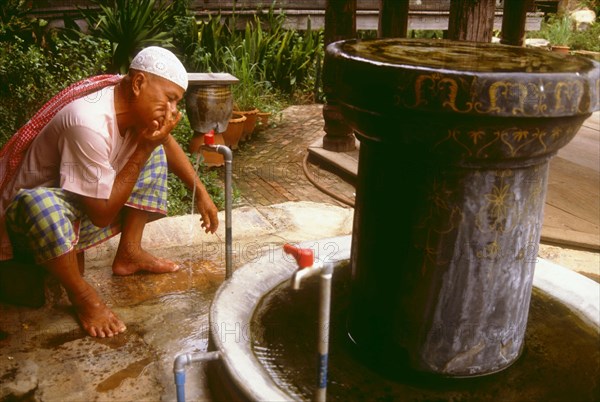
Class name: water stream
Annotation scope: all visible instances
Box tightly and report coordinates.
[191,152,202,215]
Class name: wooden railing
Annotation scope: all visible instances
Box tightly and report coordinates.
[30,0,543,32]
[190,0,542,31]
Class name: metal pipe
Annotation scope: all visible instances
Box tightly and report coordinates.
[173,351,221,402]
[172,141,232,402]
[201,143,233,279]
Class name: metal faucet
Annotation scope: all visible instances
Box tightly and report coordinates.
[172,129,234,402]
[201,129,233,279]
[284,244,334,402]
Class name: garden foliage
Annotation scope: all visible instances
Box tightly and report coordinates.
[82,0,180,73]
[0,0,111,146]
[174,4,324,111]
[1,1,324,214]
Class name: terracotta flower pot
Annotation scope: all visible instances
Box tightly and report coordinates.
[551,45,570,54]
[235,108,259,141]
[255,111,272,132]
[222,112,246,150]
[189,132,226,167]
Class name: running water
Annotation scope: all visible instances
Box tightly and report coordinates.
[191,152,202,215]
[179,151,203,246]
[190,150,225,245]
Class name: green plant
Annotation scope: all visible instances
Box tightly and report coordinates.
[260,15,323,96]
[0,0,49,46]
[409,29,444,39]
[570,21,600,52]
[177,5,323,105]
[172,15,199,68]
[0,34,111,147]
[181,12,242,73]
[542,14,574,46]
[222,45,262,110]
[167,166,234,215]
[83,0,178,73]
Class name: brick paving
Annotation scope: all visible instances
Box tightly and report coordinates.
[218,104,357,209]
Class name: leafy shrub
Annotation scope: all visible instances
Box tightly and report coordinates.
[261,19,323,96]
[0,34,111,146]
[408,29,444,39]
[182,13,237,73]
[175,6,324,110]
[0,0,49,45]
[83,0,182,73]
[171,14,199,66]
[540,14,574,46]
[0,0,110,144]
[570,22,600,52]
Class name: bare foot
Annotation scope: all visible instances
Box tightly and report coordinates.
[69,284,126,338]
[112,247,179,276]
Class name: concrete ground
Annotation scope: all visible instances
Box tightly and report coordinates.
[0,104,598,402]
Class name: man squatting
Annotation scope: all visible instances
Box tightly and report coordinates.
[0,47,219,338]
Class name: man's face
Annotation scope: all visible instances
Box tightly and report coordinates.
[134,72,185,129]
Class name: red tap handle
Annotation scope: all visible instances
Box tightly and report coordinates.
[204,129,215,145]
[283,244,314,268]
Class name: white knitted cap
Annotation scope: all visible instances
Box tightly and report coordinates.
[129,46,188,91]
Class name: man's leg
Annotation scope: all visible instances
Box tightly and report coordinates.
[44,249,126,338]
[112,206,179,276]
[5,187,125,337]
[110,145,180,276]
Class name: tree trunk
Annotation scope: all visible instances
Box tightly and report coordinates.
[447,0,497,42]
[378,0,410,38]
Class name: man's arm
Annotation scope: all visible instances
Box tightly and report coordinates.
[77,112,180,228]
[162,134,219,233]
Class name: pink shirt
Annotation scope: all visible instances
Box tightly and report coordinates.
[0,85,136,260]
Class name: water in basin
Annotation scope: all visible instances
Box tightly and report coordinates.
[251,265,599,401]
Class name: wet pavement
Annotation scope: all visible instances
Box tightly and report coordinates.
[0,104,598,402]
[0,201,354,402]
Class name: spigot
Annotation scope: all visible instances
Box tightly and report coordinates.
[201,129,218,152]
[189,129,217,154]
[284,244,323,290]
[284,243,314,268]
[204,129,215,145]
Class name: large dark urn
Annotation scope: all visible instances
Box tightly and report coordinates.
[185,73,239,135]
[324,39,599,377]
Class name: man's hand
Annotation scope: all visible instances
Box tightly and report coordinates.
[196,195,219,234]
[161,127,220,235]
[139,105,181,150]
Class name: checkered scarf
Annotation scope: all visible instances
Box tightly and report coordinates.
[0,74,123,193]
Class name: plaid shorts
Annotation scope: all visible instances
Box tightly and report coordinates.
[5,146,168,264]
